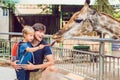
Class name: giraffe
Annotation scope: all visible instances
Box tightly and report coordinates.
[52,0,120,42]
[52,0,95,42]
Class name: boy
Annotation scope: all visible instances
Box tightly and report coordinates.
[13,26,45,80]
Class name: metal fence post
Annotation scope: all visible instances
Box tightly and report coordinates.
[99,41,104,80]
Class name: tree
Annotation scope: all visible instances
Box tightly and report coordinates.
[92,0,120,20]
[92,0,114,15]
[2,0,19,12]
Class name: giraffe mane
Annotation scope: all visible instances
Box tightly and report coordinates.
[67,11,80,24]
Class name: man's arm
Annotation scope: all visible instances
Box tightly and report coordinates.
[22,55,54,70]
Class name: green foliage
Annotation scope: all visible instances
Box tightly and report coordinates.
[0,40,9,53]
[2,0,19,12]
[92,0,115,15]
[113,11,120,20]
[37,5,53,14]
[91,0,120,21]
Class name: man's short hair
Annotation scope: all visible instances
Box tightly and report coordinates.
[32,23,46,32]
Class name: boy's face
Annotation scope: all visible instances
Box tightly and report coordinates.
[25,33,34,42]
[34,30,45,42]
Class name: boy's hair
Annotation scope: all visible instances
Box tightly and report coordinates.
[32,23,46,32]
[22,25,35,36]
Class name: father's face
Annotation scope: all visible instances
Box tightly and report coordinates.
[34,30,45,41]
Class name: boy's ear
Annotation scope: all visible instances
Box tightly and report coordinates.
[23,34,26,38]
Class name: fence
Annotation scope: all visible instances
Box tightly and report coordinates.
[0,32,52,58]
[52,38,120,80]
[0,32,120,80]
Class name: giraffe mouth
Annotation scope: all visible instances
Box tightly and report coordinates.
[52,38,63,43]
[52,35,64,43]
[52,35,62,39]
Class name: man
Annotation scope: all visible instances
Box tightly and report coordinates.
[24,23,55,80]
[11,23,55,80]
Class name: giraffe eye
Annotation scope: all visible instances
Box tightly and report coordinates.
[74,19,83,23]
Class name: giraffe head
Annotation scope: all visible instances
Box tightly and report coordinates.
[53,0,120,42]
[52,0,95,42]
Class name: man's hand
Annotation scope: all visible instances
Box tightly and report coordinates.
[22,61,36,70]
[10,60,21,71]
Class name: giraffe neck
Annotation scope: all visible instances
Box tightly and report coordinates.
[99,14,120,27]
[93,13,120,38]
